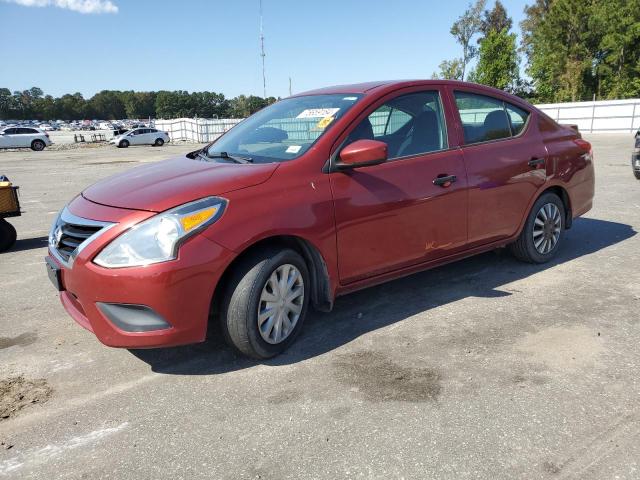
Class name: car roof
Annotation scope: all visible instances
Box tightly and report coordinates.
[294,79,530,107]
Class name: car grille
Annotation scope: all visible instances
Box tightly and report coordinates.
[50,208,113,265]
[55,221,103,262]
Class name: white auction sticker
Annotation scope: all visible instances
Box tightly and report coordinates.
[296,108,340,119]
[286,145,302,154]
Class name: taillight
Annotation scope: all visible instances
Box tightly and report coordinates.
[573,138,590,150]
[573,138,592,162]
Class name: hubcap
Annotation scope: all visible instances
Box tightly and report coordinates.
[257,264,304,344]
[533,203,562,254]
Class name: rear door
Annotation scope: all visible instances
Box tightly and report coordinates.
[146,128,159,143]
[17,128,35,147]
[451,88,547,246]
[330,87,468,284]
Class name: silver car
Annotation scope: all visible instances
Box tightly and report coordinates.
[0,127,53,151]
[110,128,170,148]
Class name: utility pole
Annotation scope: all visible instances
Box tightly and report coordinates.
[259,0,266,99]
[289,77,292,96]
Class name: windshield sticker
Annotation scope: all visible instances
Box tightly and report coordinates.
[286,145,302,154]
[342,96,358,101]
[316,116,335,130]
[296,108,340,119]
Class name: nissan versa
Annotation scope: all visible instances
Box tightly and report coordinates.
[46,80,595,359]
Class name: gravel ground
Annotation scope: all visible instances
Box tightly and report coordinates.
[0,135,638,479]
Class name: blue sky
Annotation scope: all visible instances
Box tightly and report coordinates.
[0,0,528,99]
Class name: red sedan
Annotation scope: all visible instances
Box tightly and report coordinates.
[46,80,595,358]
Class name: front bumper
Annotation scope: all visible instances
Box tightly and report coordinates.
[47,196,236,348]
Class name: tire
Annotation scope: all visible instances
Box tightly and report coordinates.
[118,140,129,148]
[221,248,310,359]
[31,139,45,151]
[0,219,17,252]
[154,138,164,147]
[634,170,640,180]
[509,192,565,263]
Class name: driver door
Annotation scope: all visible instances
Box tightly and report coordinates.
[128,129,143,145]
[0,128,15,148]
[329,88,468,284]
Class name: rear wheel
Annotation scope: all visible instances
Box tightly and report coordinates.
[509,192,565,263]
[31,139,45,151]
[0,219,17,252]
[118,139,129,148]
[634,170,640,180]
[221,248,309,359]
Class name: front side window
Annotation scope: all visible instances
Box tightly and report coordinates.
[454,91,530,144]
[346,90,448,159]
[206,94,362,163]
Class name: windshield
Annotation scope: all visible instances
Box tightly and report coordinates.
[205,94,363,163]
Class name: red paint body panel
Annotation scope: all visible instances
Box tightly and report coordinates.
[50,80,594,349]
[82,158,279,212]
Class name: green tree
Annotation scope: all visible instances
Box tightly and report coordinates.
[450,0,487,80]
[431,58,464,80]
[475,28,520,91]
[479,1,512,41]
[0,88,12,118]
[522,0,640,102]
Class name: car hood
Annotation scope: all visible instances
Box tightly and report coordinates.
[82,156,279,212]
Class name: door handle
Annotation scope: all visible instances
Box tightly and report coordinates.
[433,174,457,187]
[528,157,545,168]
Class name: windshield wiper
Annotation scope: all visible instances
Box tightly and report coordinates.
[207,151,253,164]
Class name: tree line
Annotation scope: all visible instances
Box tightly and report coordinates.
[0,87,278,121]
[434,0,640,103]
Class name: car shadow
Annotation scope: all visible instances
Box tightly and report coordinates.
[130,217,636,375]
[6,235,49,253]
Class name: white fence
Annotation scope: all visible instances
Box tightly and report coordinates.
[535,98,640,133]
[155,98,640,142]
[154,118,243,143]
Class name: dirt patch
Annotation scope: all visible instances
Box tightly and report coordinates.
[0,376,52,420]
[333,351,441,402]
[516,326,605,372]
[0,333,37,350]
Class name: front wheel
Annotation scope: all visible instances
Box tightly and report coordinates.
[221,248,310,359]
[634,170,640,180]
[154,138,164,147]
[0,219,17,252]
[509,192,565,263]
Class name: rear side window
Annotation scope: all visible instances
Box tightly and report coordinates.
[454,91,530,144]
[505,104,529,136]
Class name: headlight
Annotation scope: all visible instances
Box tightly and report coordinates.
[94,197,226,268]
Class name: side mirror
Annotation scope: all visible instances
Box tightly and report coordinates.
[336,139,388,170]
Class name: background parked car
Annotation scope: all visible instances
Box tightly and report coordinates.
[0,127,52,151]
[110,128,169,148]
